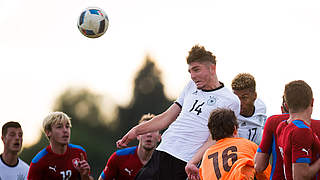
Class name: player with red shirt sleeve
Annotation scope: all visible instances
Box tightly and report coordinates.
[28,144,89,180]
[99,147,144,180]
[291,121,314,164]
[276,120,319,180]
[255,113,289,179]
[274,80,320,180]
[100,152,118,179]
[27,112,93,180]
[99,114,161,180]
[255,95,320,180]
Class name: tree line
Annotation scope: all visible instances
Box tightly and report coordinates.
[20,57,174,178]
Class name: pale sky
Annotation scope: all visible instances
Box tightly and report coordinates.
[1,0,320,153]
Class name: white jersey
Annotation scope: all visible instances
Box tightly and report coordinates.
[0,155,29,180]
[237,98,267,144]
[157,81,240,162]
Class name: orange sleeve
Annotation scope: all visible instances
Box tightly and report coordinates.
[199,166,204,180]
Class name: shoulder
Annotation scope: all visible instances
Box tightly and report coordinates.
[267,114,289,122]
[289,121,315,146]
[18,158,30,168]
[276,120,288,134]
[31,147,49,164]
[290,120,313,139]
[236,137,257,146]
[220,138,258,153]
[68,143,86,153]
[254,98,266,114]
[311,119,320,137]
[182,80,196,92]
[215,86,240,106]
[115,146,137,156]
[291,120,311,130]
[266,114,289,126]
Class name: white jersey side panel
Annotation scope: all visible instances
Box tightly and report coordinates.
[237,98,267,144]
[157,81,241,162]
[0,157,29,180]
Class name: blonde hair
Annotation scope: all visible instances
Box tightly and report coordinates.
[43,112,72,134]
[138,113,155,124]
[231,73,256,92]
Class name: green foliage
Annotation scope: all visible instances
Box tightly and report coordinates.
[20,56,174,178]
[117,57,173,135]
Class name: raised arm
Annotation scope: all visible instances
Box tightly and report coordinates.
[116,103,181,148]
[185,134,216,180]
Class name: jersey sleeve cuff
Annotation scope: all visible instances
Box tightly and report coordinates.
[295,158,311,164]
[174,101,182,108]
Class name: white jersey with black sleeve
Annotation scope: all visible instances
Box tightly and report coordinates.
[237,98,267,144]
[0,154,29,180]
[156,80,241,162]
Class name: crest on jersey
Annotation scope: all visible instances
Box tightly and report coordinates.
[207,96,216,106]
[72,158,80,168]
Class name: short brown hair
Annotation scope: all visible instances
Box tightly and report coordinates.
[284,80,313,113]
[2,121,21,137]
[138,113,155,124]
[186,45,216,65]
[208,108,238,141]
[231,73,256,92]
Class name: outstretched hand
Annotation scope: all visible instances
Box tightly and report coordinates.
[185,162,200,180]
[116,128,137,149]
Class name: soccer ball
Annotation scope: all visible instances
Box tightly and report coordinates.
[77,7,109,38]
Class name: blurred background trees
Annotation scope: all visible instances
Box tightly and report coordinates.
[20,56,174,178]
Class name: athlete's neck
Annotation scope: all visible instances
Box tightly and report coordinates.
[50,142,68,155]
[288,111,311,126]
[201,79,221,91]
[241,106,255,117]
[137,145,154,165]
[1,151,18,166]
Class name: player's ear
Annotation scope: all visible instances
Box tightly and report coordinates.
[157,134,162,143]
[233,127,238,137]
[45,129,51,139]
[209,63,216,73]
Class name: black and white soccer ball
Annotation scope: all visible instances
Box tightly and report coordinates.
[77,7,109,38]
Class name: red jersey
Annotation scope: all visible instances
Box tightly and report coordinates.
[276,120,319,180]
[258,113,289,180]
[99,146,143,180]
[28,144,88,180]
[258,114,320,180]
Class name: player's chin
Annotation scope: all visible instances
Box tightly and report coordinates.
[10,147,21,153]
[59,139,70,145]
[143,144,156,151]
[195,83,204,89]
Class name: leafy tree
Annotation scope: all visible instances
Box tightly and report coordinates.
[21,88,117,178]
[116,57,173,144]
[20,55,174,178]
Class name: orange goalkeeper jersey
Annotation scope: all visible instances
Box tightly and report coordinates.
[199,137,270,180]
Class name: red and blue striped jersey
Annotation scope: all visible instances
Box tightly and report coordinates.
[28,144,88,180]
[99,146,143,180]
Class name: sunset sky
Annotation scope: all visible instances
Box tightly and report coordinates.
[1,0,320,152]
